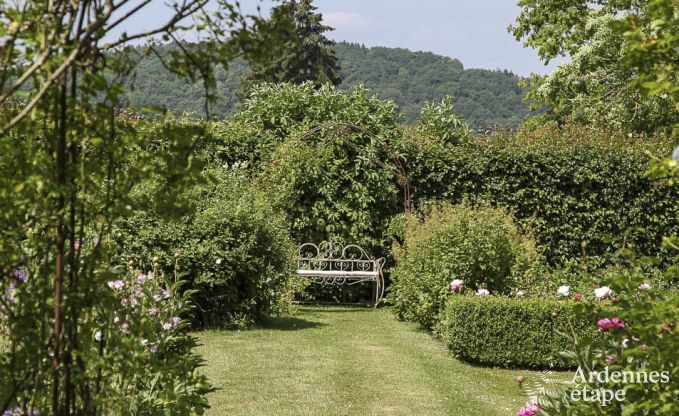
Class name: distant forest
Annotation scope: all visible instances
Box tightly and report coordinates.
[126,42,530,129]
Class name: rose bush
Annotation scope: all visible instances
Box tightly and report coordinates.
[389,202,542,330]
[1,259,213,414]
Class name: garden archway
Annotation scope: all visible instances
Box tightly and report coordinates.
[295,122,411,212]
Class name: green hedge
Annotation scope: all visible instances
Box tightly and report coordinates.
[110,168,297,328]
[440,296,614,369]
[399,122,679,266]
[389,203,542,330]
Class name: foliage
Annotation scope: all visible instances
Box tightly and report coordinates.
[417,96,470,145]
[256,132,402,249]
[615,0,679,138]
[519,15,676,134]
[389,203,542,330]
[0,0,285,411]
[235,82,401,139]
[510,0,678,135]
[241,0,341,95]
[397,122,679,265]
[440,296,615,369]
[1,260,213,414]
[110,168,297,328]
[121,42,530,128]
[242,83,404,247]
[529,155,678,414]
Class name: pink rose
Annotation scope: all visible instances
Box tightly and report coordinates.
[597,317,625,331]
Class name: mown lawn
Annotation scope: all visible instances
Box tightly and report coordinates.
[195,306,552,416]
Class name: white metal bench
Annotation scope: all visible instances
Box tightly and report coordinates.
[296,241,385,306]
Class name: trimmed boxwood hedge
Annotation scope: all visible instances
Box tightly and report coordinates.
[440,296,615,369]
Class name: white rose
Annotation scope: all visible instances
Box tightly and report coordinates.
[557,285,570,297]
[594,286,613,299]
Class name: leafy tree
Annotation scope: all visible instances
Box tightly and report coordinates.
[241,0,341,95]
[510,0,678,135]
[615,0,679,138]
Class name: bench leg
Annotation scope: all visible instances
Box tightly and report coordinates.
[372,279,378,307]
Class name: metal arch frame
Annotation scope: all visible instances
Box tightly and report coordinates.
[296,122,412,212]
[296,241,386,306]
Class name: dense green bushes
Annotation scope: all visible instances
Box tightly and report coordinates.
[398,122,679,265]
[243,83,405,247]
[389,203,542,329]
[440,296,614,369]
[110,169,297,328]
[235,82,401,141]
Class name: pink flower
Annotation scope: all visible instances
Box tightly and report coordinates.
[148,307,159,316]
[621,338,629,348]
[449,279,464,292]
[137,274,148,284]
[171,316,181,327]
[638,283,652,291]
[574,293,582,301]
[74,241,81,250]
[163,289,171,299]
[120,322,129,333]
[517,402,542,416]
[162,322,173,331]
[639,344,647,350]
[150,345,158,353]
[605,354,617,363]
[107,280,125,290]
[597,317,625,331]
[153,294,162,302]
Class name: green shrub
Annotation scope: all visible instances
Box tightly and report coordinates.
[398,122,679,266]
[219,82,406,249]
[417,96,470,145]
[388,203,542,329]
[440,296,614,369]
[256,136,402,249]
[235,82,401,140]
[110,168,297,328]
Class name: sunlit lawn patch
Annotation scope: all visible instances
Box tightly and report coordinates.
[196,306,565,416]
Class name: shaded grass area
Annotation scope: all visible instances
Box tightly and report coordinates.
[195,306,551,416]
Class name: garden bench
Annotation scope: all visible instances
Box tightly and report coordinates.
[296,241,385,306]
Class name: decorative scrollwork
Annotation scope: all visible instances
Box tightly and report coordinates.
[295,241,385,305]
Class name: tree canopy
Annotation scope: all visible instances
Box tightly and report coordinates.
[510,0,678,135]
[241,0,341,94]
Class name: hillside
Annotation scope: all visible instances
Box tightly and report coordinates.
[126,42,530,129]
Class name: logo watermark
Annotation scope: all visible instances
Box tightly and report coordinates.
[568,366,671,407]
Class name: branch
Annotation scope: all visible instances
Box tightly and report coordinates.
[102,0,209,50]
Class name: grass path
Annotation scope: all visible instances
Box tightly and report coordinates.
[195,306,544,416]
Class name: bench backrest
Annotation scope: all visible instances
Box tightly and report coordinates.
[295,241,385,304]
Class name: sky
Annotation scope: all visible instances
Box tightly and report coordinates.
[111,0,567,77]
